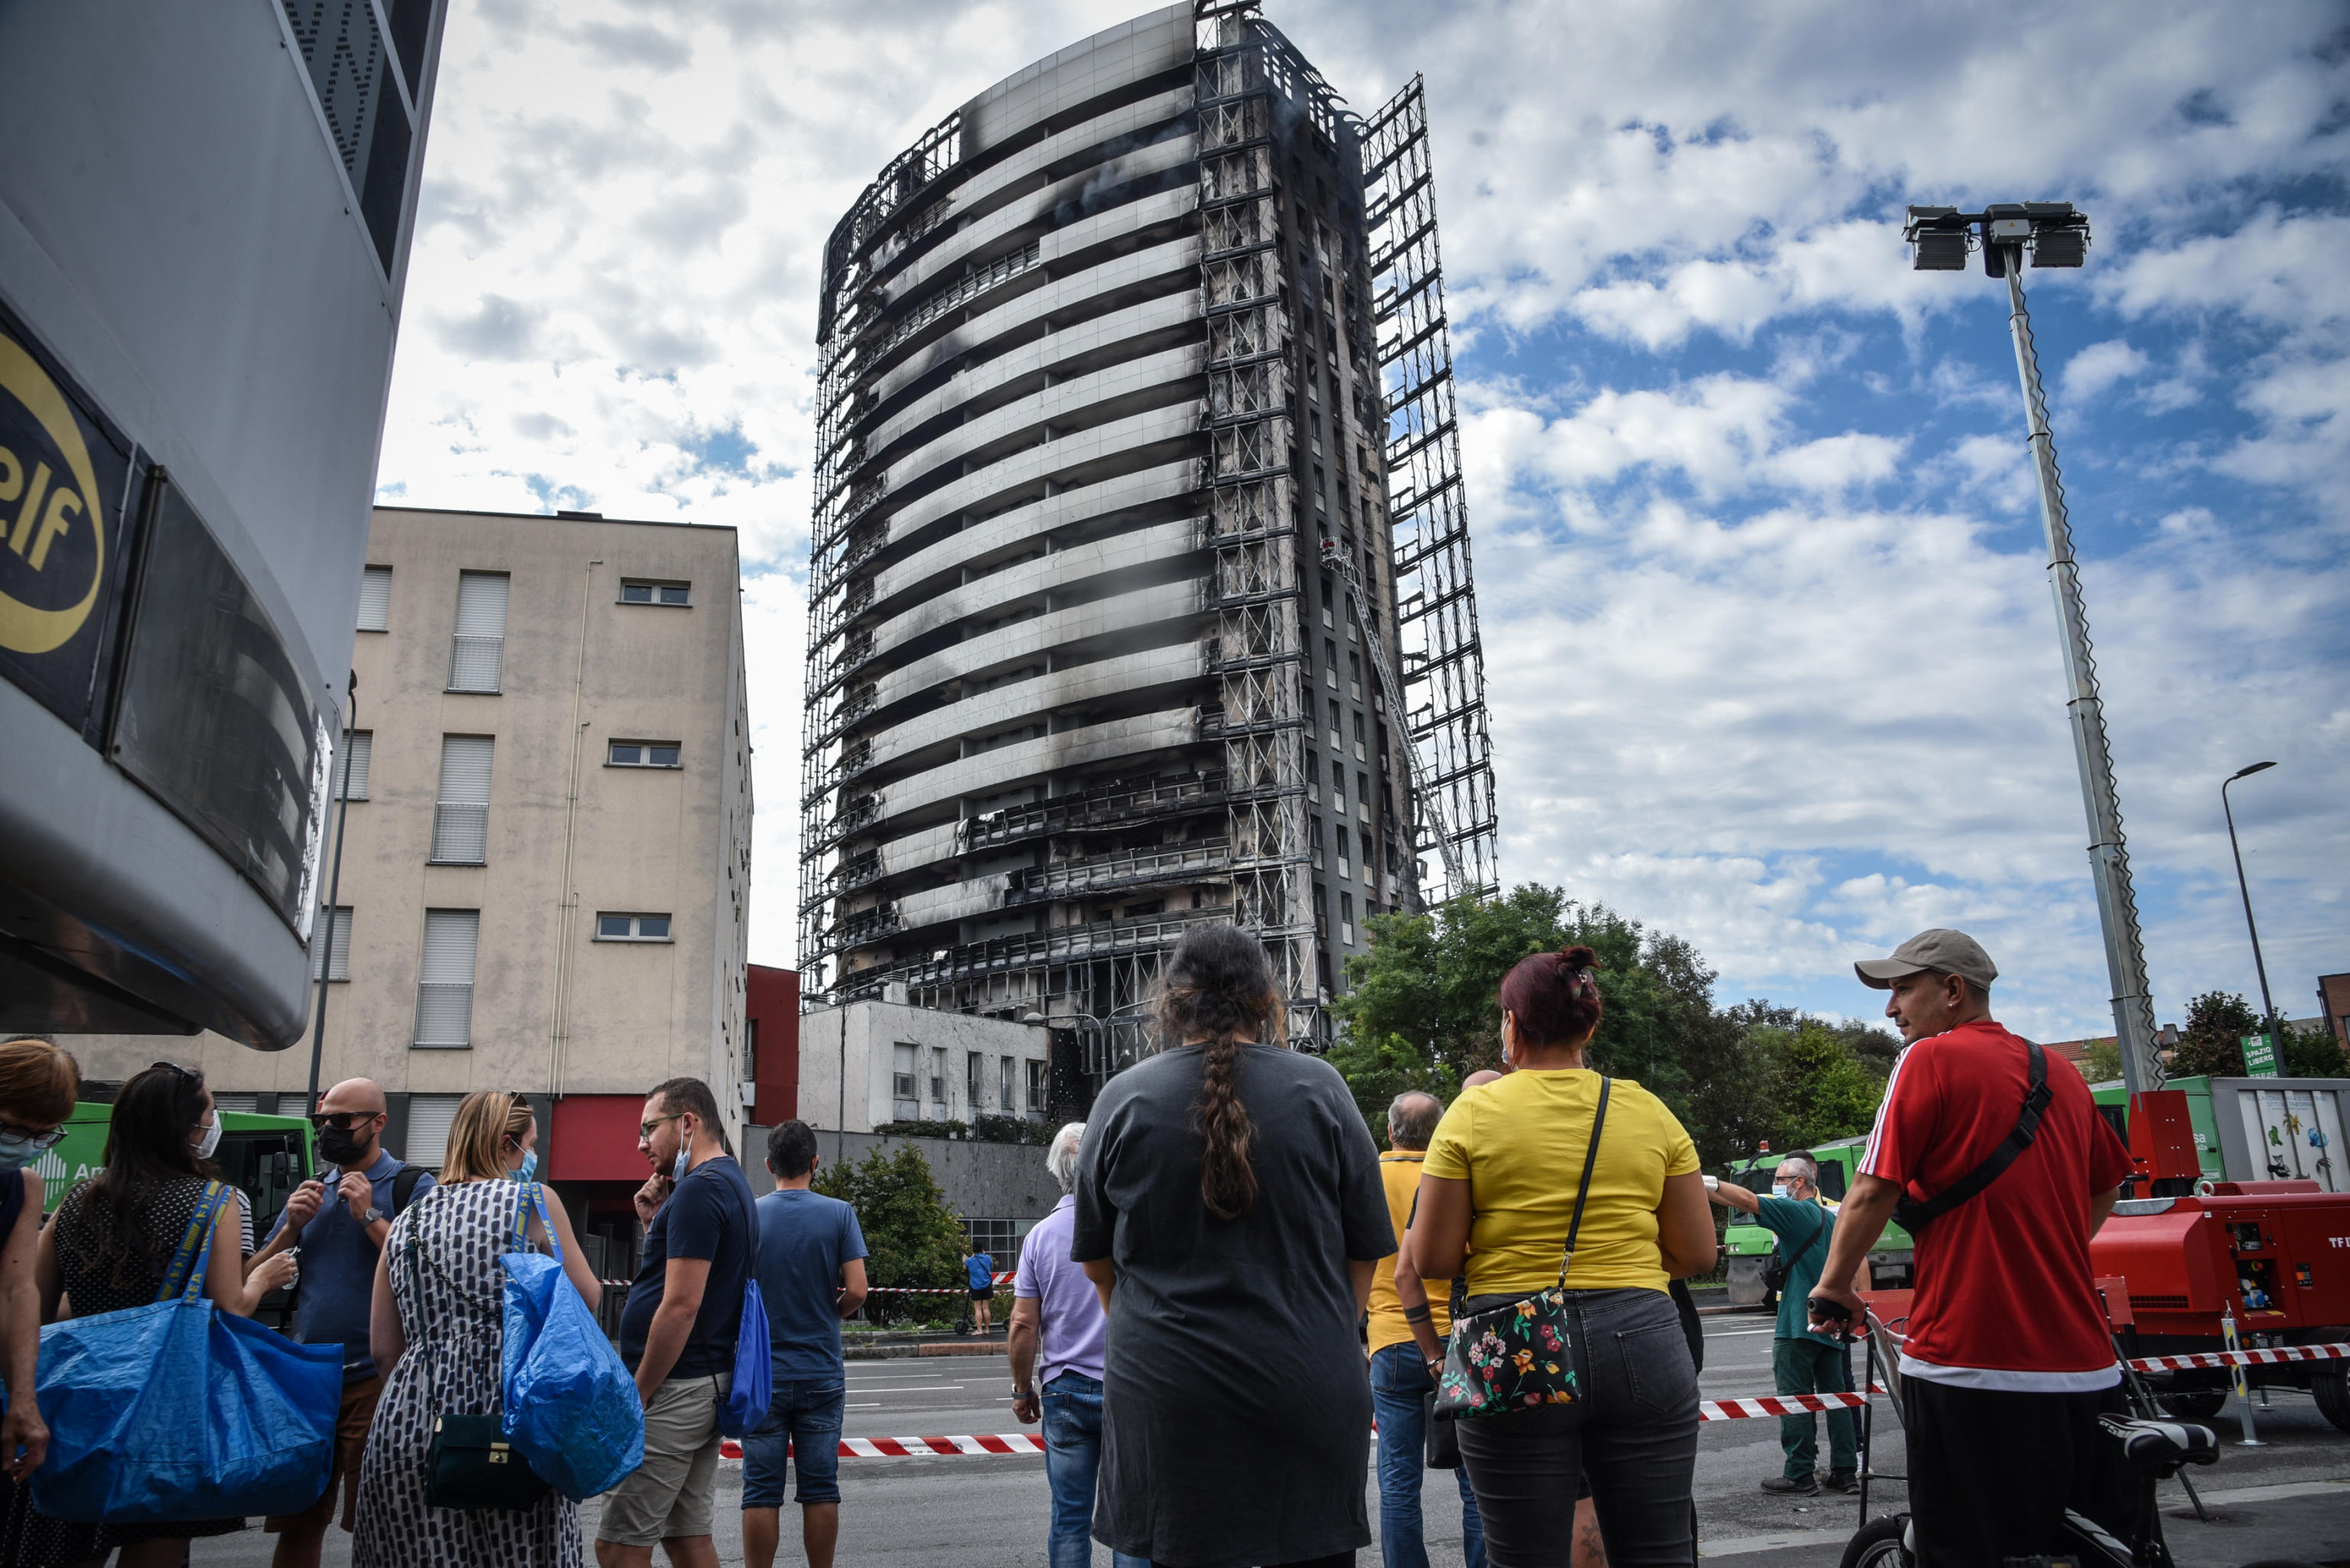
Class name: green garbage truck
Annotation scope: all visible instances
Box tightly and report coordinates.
[31,1102,315,1245]
[1720,1135,1917,1306]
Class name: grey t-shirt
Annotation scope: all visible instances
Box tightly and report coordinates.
[1073,1042,1393,1567]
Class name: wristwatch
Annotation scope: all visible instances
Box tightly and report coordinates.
[1012,1383,1035,1401]
[362,1206,386,1225]
[1702,1174,1720,1192]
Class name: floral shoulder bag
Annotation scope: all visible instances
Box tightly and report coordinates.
[1432,1076,1612,1422]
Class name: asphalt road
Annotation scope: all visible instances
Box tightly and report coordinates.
[184,1316,2350,1565]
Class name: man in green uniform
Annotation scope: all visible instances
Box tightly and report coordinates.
[1708,1156,1858,1495]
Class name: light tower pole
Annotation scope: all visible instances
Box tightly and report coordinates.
[2222,761,2281,1052]
[1904,203,2161,1091]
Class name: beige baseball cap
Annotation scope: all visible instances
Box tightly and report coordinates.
[1854,929,1997,993]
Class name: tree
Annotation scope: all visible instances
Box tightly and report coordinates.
[811,1143,965,1296]
[2081,1037,2125,1085]
[2169,991,2263,1078]
[2280,1025,2348,1080]
[1759,1021,1889,1152]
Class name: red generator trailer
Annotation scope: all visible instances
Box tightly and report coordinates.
[2090,1178,2350,1428]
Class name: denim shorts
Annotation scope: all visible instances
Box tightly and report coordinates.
[741,1378,847,1508]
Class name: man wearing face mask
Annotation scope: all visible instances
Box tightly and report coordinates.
[1707,1155,1858,1495]
[250,1077,433,1568]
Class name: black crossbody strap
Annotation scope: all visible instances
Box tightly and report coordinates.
[1553,1077,1613,1290]
[1895,1039,2052,1230]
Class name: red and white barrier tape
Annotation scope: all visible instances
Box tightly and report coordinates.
[861,1272,1017,1296]
[708,1344,2350,1462]
[2124,1341,2349,1373]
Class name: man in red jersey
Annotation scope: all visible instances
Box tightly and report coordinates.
[1808,929,2135,1566]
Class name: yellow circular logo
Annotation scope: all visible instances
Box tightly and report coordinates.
[0,331,106,656]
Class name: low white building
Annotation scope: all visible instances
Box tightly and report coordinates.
[799,1000,1050,1135]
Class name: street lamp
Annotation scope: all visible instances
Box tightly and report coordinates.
[2221,761,2281,1054]
[1904,200,2163,1092]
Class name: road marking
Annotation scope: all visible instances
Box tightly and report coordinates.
[848,1384,965,1393]
[1704,1329,1779,1338]
[1697,1530,1843,1558]
[2185,1479,2350,1506]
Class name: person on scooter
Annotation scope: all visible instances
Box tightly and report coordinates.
[1707,1155,1858,1495]
[1807,929,2136,1566]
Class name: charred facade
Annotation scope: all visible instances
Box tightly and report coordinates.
[800,2,1496,1069]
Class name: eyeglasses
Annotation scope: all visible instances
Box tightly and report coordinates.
[308,1111,382,1132]
[639,1113,683,1139]
[0,1121,66,1151]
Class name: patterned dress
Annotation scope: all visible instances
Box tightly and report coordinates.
[353,1181,584,1568]
[0,1175,250,1566]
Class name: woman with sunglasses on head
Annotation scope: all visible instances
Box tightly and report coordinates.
[0,1037,83,1503]
[3,1059,297,1567]
[353,1091,601,1568]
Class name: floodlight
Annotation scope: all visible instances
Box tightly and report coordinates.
[1902,206,1969,270]
[2029,207,2090,268]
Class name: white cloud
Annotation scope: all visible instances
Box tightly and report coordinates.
[2062,339,2153,402]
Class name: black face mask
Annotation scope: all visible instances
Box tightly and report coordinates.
[318,1126,367,1166]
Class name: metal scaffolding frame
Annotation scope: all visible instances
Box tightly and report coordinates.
[1362,77,1500,902]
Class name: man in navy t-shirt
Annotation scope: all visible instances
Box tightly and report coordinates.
[599,1077,757,1568]
[741,1121,867,1568]
[250,1078,432,1566]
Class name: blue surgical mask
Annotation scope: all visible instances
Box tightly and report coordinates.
[672,1140,690,1184]
[515,1151,538,1184]
[1771,1183,1790,1201]
[0,1131,40,1175]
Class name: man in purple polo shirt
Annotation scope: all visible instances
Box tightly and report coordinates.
[1010,1124,1147,1568]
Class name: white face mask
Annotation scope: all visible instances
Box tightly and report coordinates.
[194,1114,222,1161]
[1771,1183,1791,1201]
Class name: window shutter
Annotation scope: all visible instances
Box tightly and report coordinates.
[332,731,373,800]
[414,909,479,1046]
[405,1094,464,1167]
[212,1095,259,1115]
[431,737,493,863]
[454,573,509,636]
[357,565,392,631]
[314,906,353,981]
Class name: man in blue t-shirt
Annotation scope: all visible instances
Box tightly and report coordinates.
[965,1245,997,1335]
[1708,1154,1858,1495]
[600,1077,757,1568]
[249,1078,432,1567]
[741,1121,867,1568]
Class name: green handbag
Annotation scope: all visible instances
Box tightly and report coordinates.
[403,1191,552,1511]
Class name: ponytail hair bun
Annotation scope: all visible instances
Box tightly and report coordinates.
[1497,944,1604,1049]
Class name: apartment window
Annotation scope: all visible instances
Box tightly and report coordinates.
[429,735,493,864]
[620,580,691,607]
[413,909,479,1048]
[1327,698,1342,751]
[966,1052,984,1114]
[595,912,672,942]
[330,730,373,800]
[1026,1059,1048,1117]
[314,906,353,981]
[1349,652,1362,701]
[1337,824,1351,880]
[998,1055,1015,1113]
[929,1049,948,1118]
[1310,814,1325,870]
[406,1093,464,1166]
[1341,891,1356,947]
[1358,771,1372,822]
[1313,886,1329,939]
[448,571,509,693]
[608,740,682,768]
[892,1043,920,1121]
[356,565,392,632]
[1353,711,1367,760]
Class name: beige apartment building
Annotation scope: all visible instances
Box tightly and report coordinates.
[66,506,752,1255]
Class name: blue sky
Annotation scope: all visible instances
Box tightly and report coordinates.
[373,0,2348,1043]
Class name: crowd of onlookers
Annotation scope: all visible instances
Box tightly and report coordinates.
[0,917,2142,1568]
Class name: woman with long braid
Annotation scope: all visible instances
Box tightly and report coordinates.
[1073,922,1394,1568]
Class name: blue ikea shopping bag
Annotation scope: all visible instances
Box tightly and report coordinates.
[32,1183,342,1523]
[715,1169,769,1437]
[500,1182,643,1499]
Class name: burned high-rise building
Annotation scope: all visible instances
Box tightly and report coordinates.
[799,1,1496,1069]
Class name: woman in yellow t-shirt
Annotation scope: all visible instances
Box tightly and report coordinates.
[1409,945,1715,1567]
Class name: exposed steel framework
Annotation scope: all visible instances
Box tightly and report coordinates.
[1363,78,1500,900]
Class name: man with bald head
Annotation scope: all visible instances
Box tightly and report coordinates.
[252,1078,435,1566]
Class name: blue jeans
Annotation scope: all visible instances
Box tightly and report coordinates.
[1041,1371,1147,1568]
[742,1376,845,1507]
[1369,1343,1486,1568]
